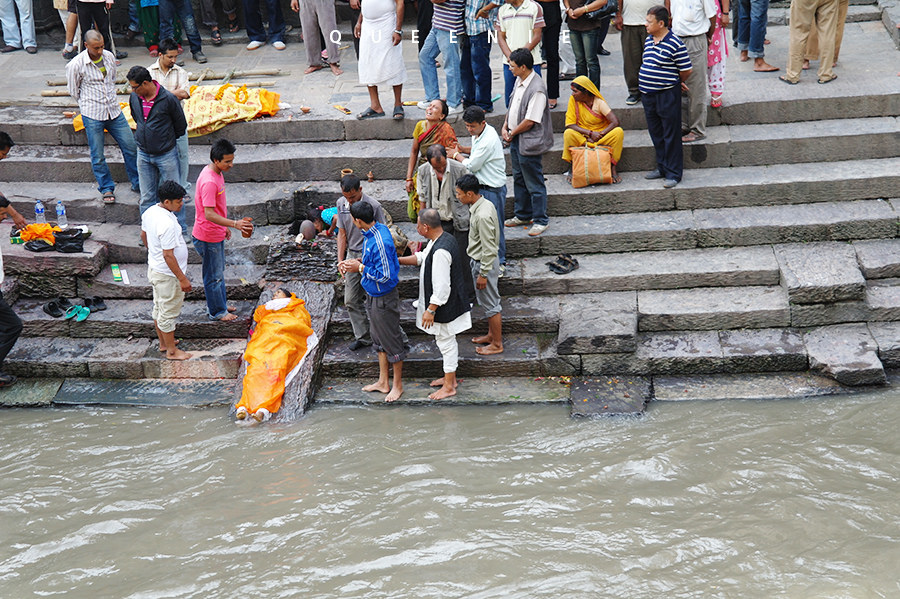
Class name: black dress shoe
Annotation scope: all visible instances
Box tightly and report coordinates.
[349,339,372,351]
[1,45,22,53]
[0,372,18,388]
[598,47,611,56]
[115,49,128,59]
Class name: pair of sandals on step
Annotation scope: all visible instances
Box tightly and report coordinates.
[547,253,579,275]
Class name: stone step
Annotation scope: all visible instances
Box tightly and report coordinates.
[321,333,579,379]
[637,285,792,331]
[300,157,900,224]
[1,117,896,182]
[5,337,246,380]
[854,238,900,279]
[51,378,236,406]
[328,295,560,336]
[803,323,886,386]
[315,376,570,405]
[16,298,253,339]
[3,238,108,297]
[2,182,297,226]
[582,328,809,375]
[397,199,898,260]
[78,263,266,301]
[775,241,867,304]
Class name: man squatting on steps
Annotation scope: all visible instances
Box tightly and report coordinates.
[0,132,28,389]
[337,200,406,403]
[398,208,473,400]
[456,174,503,355]
[141,180,193,361]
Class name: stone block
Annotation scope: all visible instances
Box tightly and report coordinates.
[868,321,900,369]
[0,378,63,407]
[87,338,153,378]
[265,239,339,282]
[569,376,651,416]
[79,263,265,301]
[854,239,900,279]
[638,286,790,331]
[522,246,779,295]
[15,274,78,299]
[542,174,675,216]
[5,337,94,377]
[790,300,870,327]
[557,292,636,354]
[2,182,106,223]
[652,372,853,401]
[694,200,897,247]
[719,328,808,372]
[775,242,866,304]
[53,378,236,407]
[18,299,74,337]
[3,239,107,277]
[143,339,245,379]
[866,280,900,321]
[583,331,727,375]
[803,323,886,386]
[1,277,19,306]
[315,377,570,405]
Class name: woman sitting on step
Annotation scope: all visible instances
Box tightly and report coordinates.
[562,76,625,184]
[404,99,458,221]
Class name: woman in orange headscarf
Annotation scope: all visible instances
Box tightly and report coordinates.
[562,75,625,184]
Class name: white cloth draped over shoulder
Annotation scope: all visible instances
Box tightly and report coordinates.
[413,240,472,336]
[358,0,408,87]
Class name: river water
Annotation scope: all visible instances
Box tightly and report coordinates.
[2,389,898,598]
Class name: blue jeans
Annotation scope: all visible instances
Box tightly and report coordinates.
[479,185,507,265]
[569,28,601,89]
[128,0,141,33]
[138,146,187,233]
[242,0,285,43]
[503,63,541,108]
[176,132,190,191]
[460,31,492,111]
[509,137,548,226]
[192,237,228,319]
[419,28,462,108]
[0,0,37,48]
[82,112,140,194]
[159,0,203,54]
[737,0,769,57]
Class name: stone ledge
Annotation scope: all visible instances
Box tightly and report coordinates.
[854,238,900,279]
[775,242,867,304]
[803,323,887,386]
[638,286,791,331]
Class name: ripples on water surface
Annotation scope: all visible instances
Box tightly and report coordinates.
[1,390,899,598]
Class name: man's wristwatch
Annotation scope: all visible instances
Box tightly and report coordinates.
[358,263,364,273]
[426,307,436,315]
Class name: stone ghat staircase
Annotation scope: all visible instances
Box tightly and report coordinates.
[0,80,898,400]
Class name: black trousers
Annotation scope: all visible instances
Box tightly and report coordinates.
[642,85,684,182]
[77,0,113,49]
[537,1,561,100]
[0,291,23,370]
[416,0,432,52]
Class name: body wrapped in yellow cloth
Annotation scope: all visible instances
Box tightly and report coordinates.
[184,84,280,137]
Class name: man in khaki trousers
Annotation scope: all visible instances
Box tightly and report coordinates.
[803,0,848,69]
[781,0,839,84]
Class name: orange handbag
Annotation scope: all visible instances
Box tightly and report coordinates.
[569,145,613,188]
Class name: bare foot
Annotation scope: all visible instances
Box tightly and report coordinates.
[429,377,459,388]
[329,63,343,76]
[753,59,779,72]
[471,334,491,344]
[159,338,180,352]
[428,385,457,400]
[304,65,324,74]
[362,381,390,393]
[475,343,504,355]
[227,305,237,312]
[384,386,403,402]
[802,59,810,70]
[740,50,749,62]
[166,348,193,360]
[219,313,238,321]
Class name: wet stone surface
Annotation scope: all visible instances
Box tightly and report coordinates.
[53,378,236,406]
[803,323,887,386]
[569,376,651,417]
[0,379,64,407]
[315,377,570,405]
[653,372,857,402]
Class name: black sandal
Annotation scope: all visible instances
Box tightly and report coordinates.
[211,28,223,46]
[43,299,65,318]
[546,253,580,275]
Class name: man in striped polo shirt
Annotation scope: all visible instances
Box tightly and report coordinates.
[639,5,692,189]
[418,0,466,114]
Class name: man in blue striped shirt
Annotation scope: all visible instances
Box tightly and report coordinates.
[638,5,692,188]
[338,201,406,402]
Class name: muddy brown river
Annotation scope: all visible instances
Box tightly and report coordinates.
[1,390,898,597]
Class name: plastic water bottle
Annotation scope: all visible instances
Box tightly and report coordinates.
[56,200,68,229]
[34,200,46,224]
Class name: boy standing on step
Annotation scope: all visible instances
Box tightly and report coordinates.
[192,139,254,321]
[338,201,406,403]
[456,174,503,355]
[141,180,193,361]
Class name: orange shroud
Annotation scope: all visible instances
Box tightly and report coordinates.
[236,295,314,415]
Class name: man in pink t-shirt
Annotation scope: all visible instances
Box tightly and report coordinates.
[190,139,253,321]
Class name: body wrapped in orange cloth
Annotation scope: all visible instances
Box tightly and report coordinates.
[235,291,318,422]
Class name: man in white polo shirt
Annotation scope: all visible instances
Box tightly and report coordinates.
[670,0,717,143]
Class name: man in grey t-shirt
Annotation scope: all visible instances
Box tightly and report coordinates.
[335,174,387,350]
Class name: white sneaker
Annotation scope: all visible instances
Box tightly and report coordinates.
[273,41,286,50]
[528,223,548,237]
[246,40,265,50]
[235,406,248,420]
[504,216,532,227]
[252,408,271,422]
[447,104,463,115]
[416,101,431,110]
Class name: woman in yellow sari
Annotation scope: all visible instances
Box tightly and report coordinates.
[563,75,624,184]
[403,99,458,219]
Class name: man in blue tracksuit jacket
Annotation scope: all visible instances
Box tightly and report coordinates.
[337,200,406,402]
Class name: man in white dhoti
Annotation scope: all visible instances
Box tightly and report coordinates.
[354,0,407,120]
[399,208,472,400]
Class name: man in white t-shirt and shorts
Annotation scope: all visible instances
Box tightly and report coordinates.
[141,179,193,361]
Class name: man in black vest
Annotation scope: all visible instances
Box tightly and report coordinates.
[399,208,473,400]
